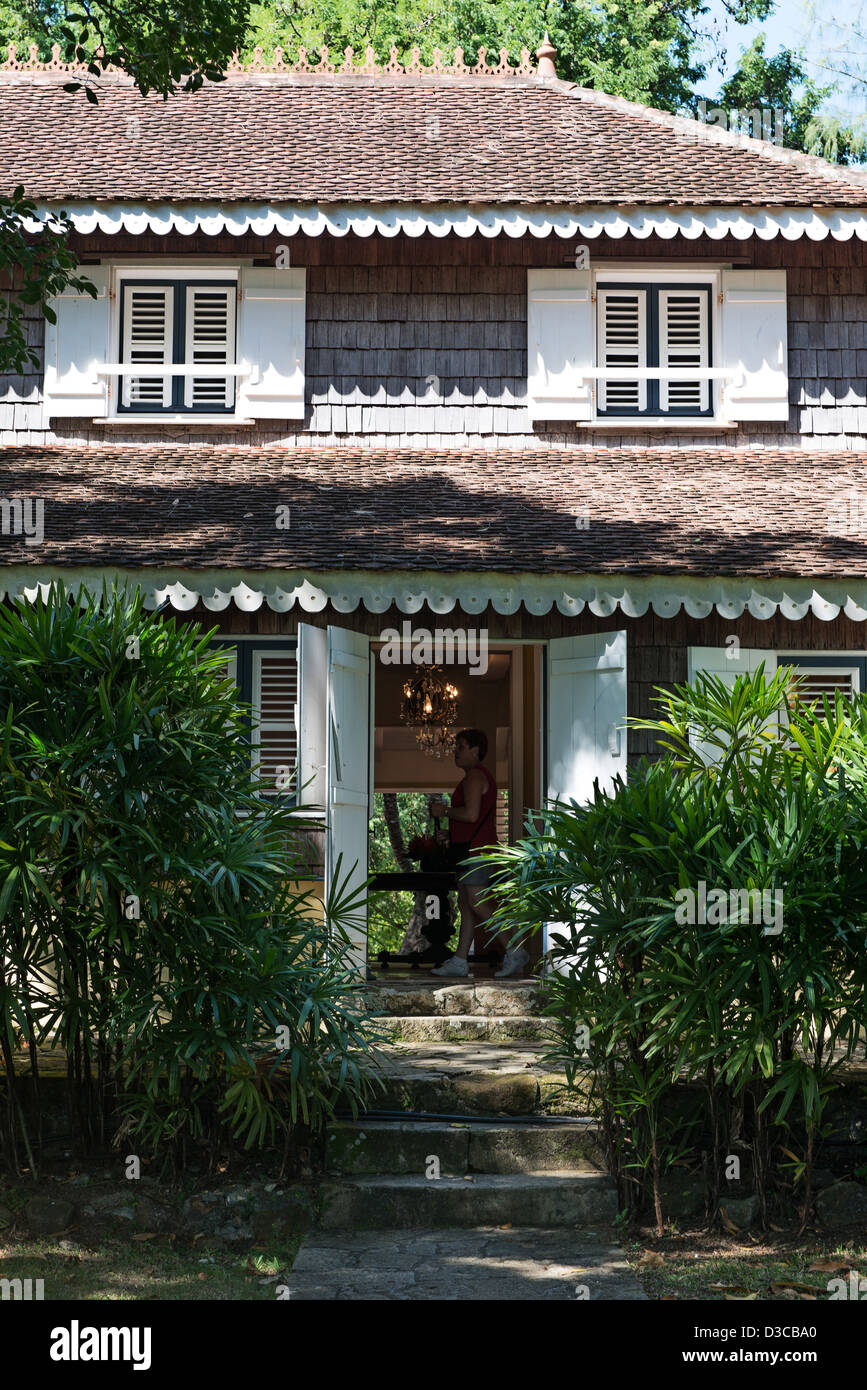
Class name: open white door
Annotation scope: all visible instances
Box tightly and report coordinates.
[547,631,627,804]
[325,626,372,976]
[544,632,627,971]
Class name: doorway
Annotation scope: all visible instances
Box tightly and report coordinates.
[370,643,544,973]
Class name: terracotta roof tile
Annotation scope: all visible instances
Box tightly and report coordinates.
[3,444,867,578]
[1,76,866,207]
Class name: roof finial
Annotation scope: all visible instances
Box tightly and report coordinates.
[536,33,557,78]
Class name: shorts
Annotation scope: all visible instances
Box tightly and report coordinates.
[459,857,496,889]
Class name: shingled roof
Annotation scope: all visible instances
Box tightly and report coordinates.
[2,72,866,208]
[3,444,867,578]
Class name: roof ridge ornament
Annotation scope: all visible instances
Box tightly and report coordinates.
[536,34,557,78]
[0,40,539,78]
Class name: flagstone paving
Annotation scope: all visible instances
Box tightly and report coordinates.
[300,980,642,1300]
[287,1226,647,1301]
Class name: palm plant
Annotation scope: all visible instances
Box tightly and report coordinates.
[0,583,383,1173]
[482,667,867,1231]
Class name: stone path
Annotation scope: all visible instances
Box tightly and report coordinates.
[287,1226,647,1301]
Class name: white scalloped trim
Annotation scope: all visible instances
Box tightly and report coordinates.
[3,567,867,622]
[25,202,867,241]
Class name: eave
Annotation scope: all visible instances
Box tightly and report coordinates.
[5,566,867,622]
[27,201,867,242]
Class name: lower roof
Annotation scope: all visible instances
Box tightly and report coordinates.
[3,443,867,619]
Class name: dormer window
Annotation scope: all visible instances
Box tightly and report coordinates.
[527,266,788,427]
[43,263,306,424]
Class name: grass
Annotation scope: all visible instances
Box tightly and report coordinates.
[623,1222,867,1301]
[0,1233,302,1301]
[0,1161,305,1301]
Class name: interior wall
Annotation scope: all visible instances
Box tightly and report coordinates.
[373,648,512,794]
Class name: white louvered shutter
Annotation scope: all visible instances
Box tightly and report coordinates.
[184,285,235,409]
[659,290,709,413]
[43,265,111,420]
[547,632,627,804]
[721,269,788,421]
[598,289,647,413]
[527,269,594,422]
[298,623,328,810]
[325,626,371,976]
[252,650,298,795]
[122,285,173,408]
[545,632,627,976]
[237,267,306,420]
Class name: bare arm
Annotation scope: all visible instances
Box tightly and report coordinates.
[433,769,485,825]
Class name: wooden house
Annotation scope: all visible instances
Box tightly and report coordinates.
[3,40,867,973]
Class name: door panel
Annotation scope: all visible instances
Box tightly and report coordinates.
[547,631,627,804]
[326,626,371,975]
[545,631,627,972]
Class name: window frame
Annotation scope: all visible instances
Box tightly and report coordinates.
[595,277,715,419]
[117,274,238,416]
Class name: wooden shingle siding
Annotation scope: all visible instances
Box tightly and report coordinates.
[3,229,867,447]
[199,601,867,768]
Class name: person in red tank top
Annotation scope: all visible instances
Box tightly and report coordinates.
[428,728,500,977]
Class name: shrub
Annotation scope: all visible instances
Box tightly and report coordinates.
[484,667,867,1230]
[0,583,382,1172]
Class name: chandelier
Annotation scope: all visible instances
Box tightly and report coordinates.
[415,724,458,759]
[400,666,459,759]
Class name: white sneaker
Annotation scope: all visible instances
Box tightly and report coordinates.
[495,947,530,979]
[431,955,471,978]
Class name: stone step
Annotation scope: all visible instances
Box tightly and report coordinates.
[318,1173,618,1229]
[361,980,549,1019]
[372,1042,587,1117]
[326,1119,606,1175]
[381,1015,553,1043]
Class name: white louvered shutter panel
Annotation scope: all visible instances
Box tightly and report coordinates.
[43,265,111,419]
[545,632,627,976]
[325,627,371,976]
[122,285,173,408]
[547,632,627,804]
[527,269,594,422]
[252,650,298,794]
[298,623,328,810]
[659,290,709,413]
[598,289,647,413]
[721,269,788,421]
[237,267,305,420]
[184,285,235,409]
